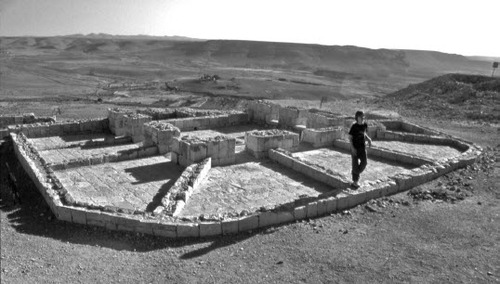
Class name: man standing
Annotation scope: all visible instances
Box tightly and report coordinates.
[348,111,372,188]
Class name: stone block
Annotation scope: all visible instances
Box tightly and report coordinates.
[48,124,62,136]
[171,138,180,153]
[259,211,279,228]
[90,155,103,165]
[144,146,158,157]
[336,192,350,211]
[200,222,222,237]
[116,217,140,232]
[71,208,87,225]
[218,156,235,166]
[85,210,107,228]
[293,205,307,221]
[222,219,239,235]
[278,152,294,169]
[282,138,294,150]
[218,140,229,157]
[367,186,384,200]
[306,201,318,218]
[349,188,369,206]
[152,222,177,238]
[268,148,279,161]
[178,155,189,167]
[56,206,73,222]
[182,119,193,130]
[179,140,190,156]
[276,211,294,224]
[385,132,396,140]
[135,220,155,235]
[317,199,327,216]
[381,180,399,196]
[128,150,138,160]
[206,141,218,158]
[177,223,200,238]
[325,197,337,213]
[158,145,169,155]
[394,174,412,192]
[227,138,236,154]
[292,159,307,173]
[238,215,259,232]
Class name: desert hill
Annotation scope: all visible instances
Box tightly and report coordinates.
[0,35,497,105]
[378,74,500,123]
[0,36,491,78]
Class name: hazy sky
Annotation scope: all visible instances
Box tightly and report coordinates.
[1,0,498,57]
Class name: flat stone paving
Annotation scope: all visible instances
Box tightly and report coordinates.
[373,140,463,161]
[38,143,141,165]
[292,147,415,183]
[29,128,466,220]
[30,133,116,151]
[179,151,336,217]
[54,156,181,212]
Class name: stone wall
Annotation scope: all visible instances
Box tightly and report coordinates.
[245,129,299,158]
[0,113,56,129]
[137,108,177,120]
[305,111,346,129]
[376,130,471,152]
[171,135,236,167]
[157,157,212,216]
[108,108,134,135]
[7,118,109,138]
[1,113,56,138]
[379,120,440,136]
[117,114,152,143]
[175,108,226,118]
[143,121,181,154]
[162,112,248,132]
[301,127,343,147]
[278,107,308,128]
[332,139,432,166]
[11,125,483,238]
[246,101,280,124]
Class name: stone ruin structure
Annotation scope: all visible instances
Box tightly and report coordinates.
[0,113,55,138]
[3,101,482,238]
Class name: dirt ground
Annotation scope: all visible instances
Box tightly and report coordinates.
[1,109,499,284]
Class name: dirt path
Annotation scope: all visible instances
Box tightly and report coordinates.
[1,117,499,284]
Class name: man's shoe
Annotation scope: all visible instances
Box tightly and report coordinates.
[351,181,360,189]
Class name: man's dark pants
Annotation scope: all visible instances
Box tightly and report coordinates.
[351,146,367,182]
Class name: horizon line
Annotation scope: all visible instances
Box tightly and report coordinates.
[1,33,500,59]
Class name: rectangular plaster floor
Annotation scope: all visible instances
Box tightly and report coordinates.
[29,133,117,150]
[292,147,416,183]
[373,140,463,161]
[53,155,181,213]
[38,143,141,165]
[179,151,336,217]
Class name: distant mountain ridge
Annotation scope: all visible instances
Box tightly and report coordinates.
[63,33,203,41]
[0,36,494,79]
